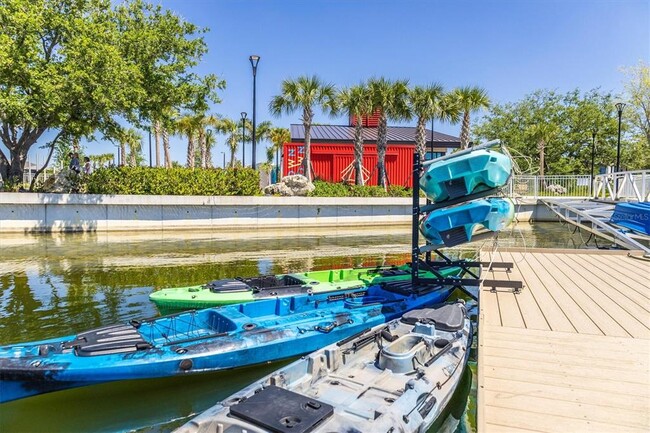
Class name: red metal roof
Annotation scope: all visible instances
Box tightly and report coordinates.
[290,124,460,147]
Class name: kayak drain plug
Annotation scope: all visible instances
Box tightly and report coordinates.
[179,359,193,371]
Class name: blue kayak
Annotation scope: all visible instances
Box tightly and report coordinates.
[0,282,457,403]
[420,149,512,203]
[610,202,650,235]
[420,198,514,247]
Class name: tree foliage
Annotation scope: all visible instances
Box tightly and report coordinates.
[621,61,650,153]
[0,0,222,185]
[473,88,650,175]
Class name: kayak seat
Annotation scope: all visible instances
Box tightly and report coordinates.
[378,269,410,277]
[63,324,152,357]
[205,279,251,293]
[401,304,465,332]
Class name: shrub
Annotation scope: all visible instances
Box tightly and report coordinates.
[83,166,260,196]
[309,180,414,198]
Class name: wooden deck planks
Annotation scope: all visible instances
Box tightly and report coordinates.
[478,249,650,433]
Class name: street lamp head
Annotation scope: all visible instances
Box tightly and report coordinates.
[241,112,247,120]
[615,102,626,114]
[249,55,260,70]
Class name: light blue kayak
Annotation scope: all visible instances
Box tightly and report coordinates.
[420,149,512,203]
[0,282,458,403]
[420,198,515,247]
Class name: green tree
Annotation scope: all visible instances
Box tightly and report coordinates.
[619,62,650,170]
[0,0,222,186]
[367,78,410,188]
[339,84,372,185]
[474,89,623,175]
[269,75,337,182]
[454,86,491,149]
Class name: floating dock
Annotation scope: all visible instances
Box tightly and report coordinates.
[478,248,650,432]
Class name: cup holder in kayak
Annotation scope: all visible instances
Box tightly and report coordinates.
[243,323,256,331]
[175,348,188,354]
[434,338,449,349]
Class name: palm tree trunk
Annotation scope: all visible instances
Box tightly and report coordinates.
[353,121,364,185]
[206,143,213,168]
[301,107,313,181]
[376,114,388,189]
[154,121,161,167]
[186,136,195,168]
[199,128,207,168]
[163,128,171,168]
[415,117,427,162]
[460,111,471,149]
[120,143,126,166]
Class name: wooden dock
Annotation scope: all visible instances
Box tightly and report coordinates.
[477,248,650,432]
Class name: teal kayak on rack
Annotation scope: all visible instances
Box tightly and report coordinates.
[420,149,512,203]
[419,198,515,247]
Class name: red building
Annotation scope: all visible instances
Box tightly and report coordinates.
[282,118,461,186]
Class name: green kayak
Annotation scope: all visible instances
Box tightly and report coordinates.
[149,265,460,313]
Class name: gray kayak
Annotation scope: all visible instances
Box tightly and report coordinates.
[175,301,472,433]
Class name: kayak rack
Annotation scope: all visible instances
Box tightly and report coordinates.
[410,151,523,300]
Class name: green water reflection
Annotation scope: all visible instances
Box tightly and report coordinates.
[0,223,587,432]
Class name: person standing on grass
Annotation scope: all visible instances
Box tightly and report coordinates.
[69,152,81,173]
[83,157,92,175]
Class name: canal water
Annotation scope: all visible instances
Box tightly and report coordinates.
[0,222,595,432]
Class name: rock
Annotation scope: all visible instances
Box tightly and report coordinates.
[263,174,314,196]
[545,184,567,194]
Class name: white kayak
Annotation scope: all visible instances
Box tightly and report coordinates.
[175,301,472,433]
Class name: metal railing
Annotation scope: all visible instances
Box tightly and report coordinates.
[593,170,650,202]
[507,175,592,198]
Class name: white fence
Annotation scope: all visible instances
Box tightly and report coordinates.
[593,170,650,202]
[506,175,592,198]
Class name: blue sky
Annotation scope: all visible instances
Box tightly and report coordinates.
[24,0,650,167]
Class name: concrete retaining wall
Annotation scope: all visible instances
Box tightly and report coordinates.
[0,193,555,233]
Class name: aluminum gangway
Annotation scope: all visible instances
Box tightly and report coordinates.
[541,198,650,256]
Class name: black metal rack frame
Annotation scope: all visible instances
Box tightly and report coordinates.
[410,152,523,299]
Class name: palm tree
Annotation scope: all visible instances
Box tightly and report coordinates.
[196,114,220,168]
[455,86,490,149]
[367,77,410,188]
[527,123,559,178]
[175,115,198,168]
[339,84,372,185]
[205,129,216,168]
[269,75,337,181]
[125,129,143,167]
[215,118,240,167]
[269,127,291,180]
[408,84,445,163]
[116,128,142,167]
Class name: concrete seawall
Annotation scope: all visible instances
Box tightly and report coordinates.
[0,193,557,233]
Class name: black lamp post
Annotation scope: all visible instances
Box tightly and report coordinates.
[148,128,152,167]
[240,112,247,167]
[615,102,625,173]
[221,151,226,168]
[590,130,597,183]
[249,55,260,169]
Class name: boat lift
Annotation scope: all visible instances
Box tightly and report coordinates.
[408,147,523,301]
[541,198,650,257]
